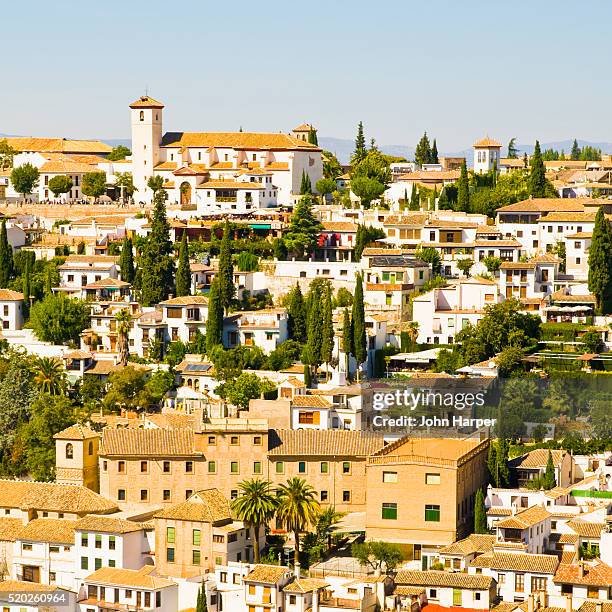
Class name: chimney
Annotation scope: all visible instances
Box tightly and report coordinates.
[293,562,300,578]
[565,594,573,612]
[595,603,603,612]
[312,589,319,612]
[578,561,585,578]
[527,594,535,612]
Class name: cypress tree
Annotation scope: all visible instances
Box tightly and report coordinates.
[352,121,367,164]
[302,282,323,372]
[44,265,54,295]
[175,232,192,297]
[571,139,581,161]
[140,191,175,306]
[431,185,438,211]
[409,185,419,211]
[119,236,135,284]
[543,451,557,490]
[431,139,439,164]
[352,273,366,377]
[307,128,318,146]
[588,207,612,314]
[457,159,470,212]
[528,140,547,198]
[342,308,352,377]
[487,443,498,486]
[300,171,312,195]
[474,488,488,534]
[414,132,432,167]
[218,220,235,314]
[496,438,511,488]
[0,221,13,288]
[287,283,306,342]
[320,284,333,378]
[23,257,31,314]
[205,279,223,353]
[303,363,312,388]
[402,188,409,210]
[438,187,449,210]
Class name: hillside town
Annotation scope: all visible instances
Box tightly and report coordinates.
[0,94,610,612]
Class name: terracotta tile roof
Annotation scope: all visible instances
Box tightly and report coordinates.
[196,180,265,190]
[0,480,117,514]
[18,518,77,544]
[560,550,577,565]
[497,199,585,213]
[100,428,198,457]
[550,290,597,304]
[0,289,24,301]
[395,585,426,596]
[291,395,332,408]
[510,448,566,469]
[558,533,579,544]
[474,137,502,148]
[566,232,592,238]
[540,211,597,222]
[0,580,64,593]
[578,602,612,612]
[566,519,605,538]
[129,95,165,109]
[53,424,99,440]
[383,214,429,225]
[145,413,196,430]
[4,137,111,154]
[554,560,612,587]
[0,518,25,541]
[398,171,460,182]
[75,515,145,534]
[154,161,178,170]
[440,534,495,556]
[40,159,97,173]
[83,278,130,289]
[470,552,559,574]
[86,565,176,589]
[282,577,329,593]
[496,505,551,529]
[322,221,357,232]
[293,123,315,132]
[161,132,319,151]
[395,570,494,590]
[160,295,208,305]
[244,564,292,583]
[154,489,231,523]
[268,429,384,457]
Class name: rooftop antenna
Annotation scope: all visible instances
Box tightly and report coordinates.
[145,85,149,97]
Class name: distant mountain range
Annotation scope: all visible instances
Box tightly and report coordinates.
[319,138,612,165]
[3,133,611,166]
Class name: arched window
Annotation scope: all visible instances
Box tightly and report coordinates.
[139,110,144,122]
[88,441,94,456]
[66,443,74,459]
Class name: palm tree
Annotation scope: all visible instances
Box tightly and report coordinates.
[116,308,131,367]
[316,506,346,553]
[406,321,419,350]
[231,479,277,563]
[33,357,65,395]
[275,477,320,563]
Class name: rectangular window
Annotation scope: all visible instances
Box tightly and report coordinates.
[167,527,175,543]
[167,547,175,563]
[81,534,88,546]
[118,489,126,501]
[383,471,398,483]
[192,550,201,565]
[156,592,161,607]
[298,461,306,473]
[253,436,262,445]
[81,557,88,570]
[382,503,398,520]
[230,436,239,445]
[118,461,125,473]
[275,461,284,474]
[343,491,351,502]
[320,462,329,474]
[109,536,116,550]
[515,573,524,593]
[253,461,262,474]
[342,462,351,474]
[425,473,441,485]
[95,558,102,570]
[95,534,102,549]
[230,461,239,474]
[140,489,148,501]
[425,505,440,522]
[531,576,547,592]
[208,435,216,445]
[140,460,148,472]
[320,490,328,502]
[193,529,201,546]
[185,461,194,473]
[163,461,170,473]
[208,461,216,473]
[163,490,171,501]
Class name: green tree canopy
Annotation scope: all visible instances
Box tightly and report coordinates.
[107,145,132,161]
[119,236,135,284]
[48,175,73,198]
[528,141,547,198]
[29,294,90,345]
[175,233,192,297]
[284,195,323,259]
[82,172,107,200]
[587,207,612,314]
[10,163,39,199]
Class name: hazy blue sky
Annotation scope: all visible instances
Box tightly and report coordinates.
[2,0,611,150]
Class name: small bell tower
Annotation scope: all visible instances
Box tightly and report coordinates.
[54,424,101,492]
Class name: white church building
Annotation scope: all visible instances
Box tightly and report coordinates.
[129,95,323,210]
[473,136,502,174]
